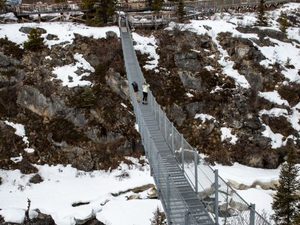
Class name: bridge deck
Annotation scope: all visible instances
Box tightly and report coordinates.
[120,24,214,225]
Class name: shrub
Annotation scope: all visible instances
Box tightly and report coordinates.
[24,29,45,51]
[0,37,24,60]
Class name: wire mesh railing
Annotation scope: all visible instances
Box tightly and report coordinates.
[119,16,271,225]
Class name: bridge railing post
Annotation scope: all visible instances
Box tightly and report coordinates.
[167,174,171,224]
[250,203,256,225]
[214,169,219,225]
[184,210,190,225]
[171,124,174,154]
[194,151,198,193]
[181,134,184,173]
[164,114,167,140]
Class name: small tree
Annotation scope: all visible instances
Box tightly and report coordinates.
[23,29,44,51]
[0,0,5,11]
[150,207,166,225]
[177,0,185,22]
[272,148,300,225]
[95,0,116,24]
[258,0,268,26]
[152,0,163,14]
[278,12,289,34]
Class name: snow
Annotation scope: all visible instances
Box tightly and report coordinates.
[261,124,285,149]
[4,121,35,153]
[121,103,128,108]
[0,22,120,48]
[259,108,288,117]
[96,199,162,225]
[4,121,27,140]
[0,159,162,225]
[0,12,18,21]
[168,19,257,89]
[204,65,214,71]
[132,33,159,71]
[213,162,280,186]
[52,53,94,87]
[10,156,23,163]
[220,127,238,144]
[258,38,300,83]
[258,91,289,106]
[194,113,216,123]
[236,188,275,215]
[186,92,194,97]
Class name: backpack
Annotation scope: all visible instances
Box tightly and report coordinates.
[132,82,138,92]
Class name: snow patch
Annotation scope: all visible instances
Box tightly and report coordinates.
[195,113,216,123]
[258,91,289,106]
[52,53,94,87]
[132,33,159,71]
[220,127,238,144]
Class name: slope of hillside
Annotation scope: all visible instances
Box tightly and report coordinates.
[0,3,300,225]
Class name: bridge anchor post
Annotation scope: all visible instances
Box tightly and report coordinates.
[250,203,256,225]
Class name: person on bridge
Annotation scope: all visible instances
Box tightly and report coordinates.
[131,81,140,103]
[142,81,150,105]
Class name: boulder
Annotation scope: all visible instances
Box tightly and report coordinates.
[62,146,94,171]
[46,34,59,40]
[19,27,47,34]
[106,31,117,39]
[29,174,44,184]
[28,210,56,225]
[17,159,38,174]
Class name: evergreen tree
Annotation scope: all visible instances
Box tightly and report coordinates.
[279,12,289,34]
[96,0,116,24]
[23,29,44,51]
[258,0,268,26]
[272,148,300,225]
[150,207,166,225]
[0,0,5,11]
[177,0,185,22]
[81,0,96,10]
[152,0,163,14]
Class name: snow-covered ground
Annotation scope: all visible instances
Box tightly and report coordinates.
[1,3,300,224]
[0,159,162,225]
[0,22,120,48]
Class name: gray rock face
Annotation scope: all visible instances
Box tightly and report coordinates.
[62,146,94,171]
[17,85,63,119]
[178,70,202,91]
[105,68,129,99]
[0,52,20,67]
[19,27,47,34]
[17,85,87,127]
[169,103,186,126]
[175,51,202,71]
[184,102,205,117]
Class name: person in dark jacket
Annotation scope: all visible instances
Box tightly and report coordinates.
[131,81,140,103]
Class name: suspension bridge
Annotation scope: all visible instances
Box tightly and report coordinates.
[119,17,271,225]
